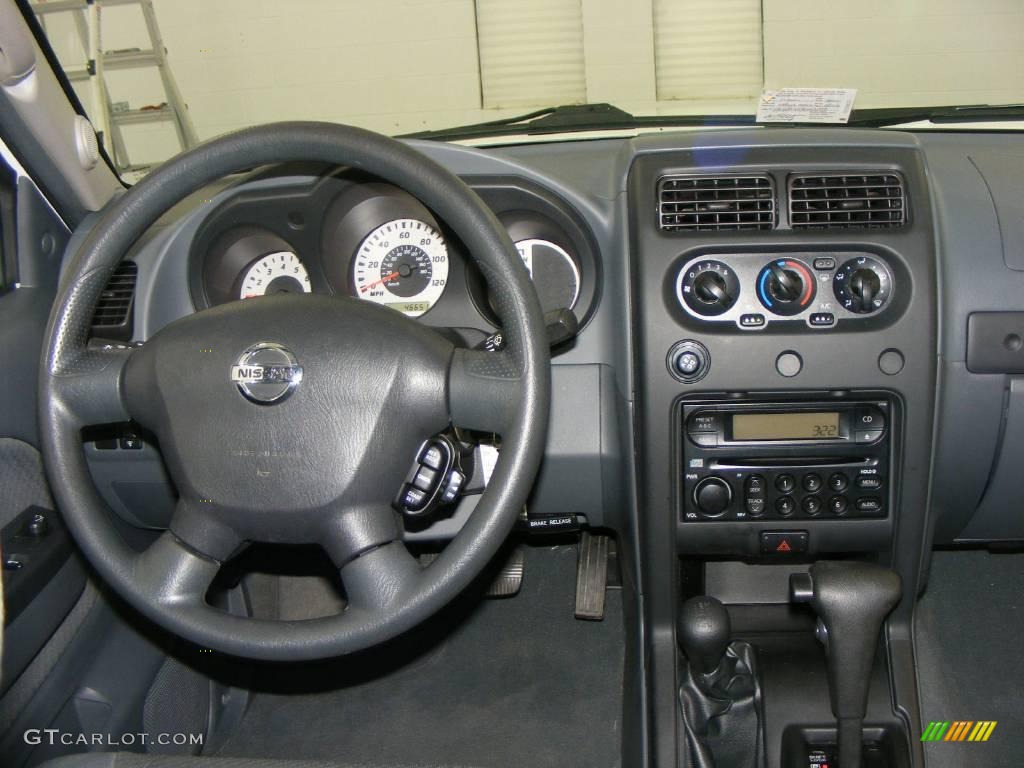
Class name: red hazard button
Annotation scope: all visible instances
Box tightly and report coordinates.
[760,531,808,555]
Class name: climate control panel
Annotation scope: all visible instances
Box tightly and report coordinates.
[673,252,895,329]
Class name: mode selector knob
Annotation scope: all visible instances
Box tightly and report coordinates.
[833,257,893,314]
[693,476,733,518]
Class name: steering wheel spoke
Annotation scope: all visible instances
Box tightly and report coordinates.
[448,348,522,434]
[339,541,421,612]
[133,530,222,610]
[48,344,134,427]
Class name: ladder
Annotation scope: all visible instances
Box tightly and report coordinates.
[30,0,198,174]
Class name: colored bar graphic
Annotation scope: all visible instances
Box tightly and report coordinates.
[922,720,996,742]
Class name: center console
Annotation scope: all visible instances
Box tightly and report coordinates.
[627,131,938,768]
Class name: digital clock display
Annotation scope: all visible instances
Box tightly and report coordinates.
[732,412,840,440]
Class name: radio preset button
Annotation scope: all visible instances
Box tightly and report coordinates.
[828,472,849,492]
[802,496,822,516]
[775,496,796,517]
[775,474,796,493]
[802,473,822,493]
[856,476,883,490]
[828,495,849,515]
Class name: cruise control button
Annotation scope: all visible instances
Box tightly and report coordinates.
[856,475,883,490]
[855,496,883,514]
[775,474,796,493]
[412,466,441,492]
[802,496,822,516]
[828,495,849,515]
[402,486,428,511]
[440,470,466,503]
[828,472,848,492]
[419,443,446,470]
[802,473,822,493]
[775,496,796,516]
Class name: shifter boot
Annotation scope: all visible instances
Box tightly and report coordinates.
[679,640,765,768]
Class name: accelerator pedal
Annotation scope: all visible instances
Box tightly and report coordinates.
[575,531,611,621]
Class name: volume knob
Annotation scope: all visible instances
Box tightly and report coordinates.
[694,476,732,517]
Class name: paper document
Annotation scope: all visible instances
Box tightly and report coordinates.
[756,88,857,124]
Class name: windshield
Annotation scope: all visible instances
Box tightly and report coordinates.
[29,0,1024,176]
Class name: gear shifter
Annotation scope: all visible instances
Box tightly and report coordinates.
[790,562,901,768]
[677,596,764,767]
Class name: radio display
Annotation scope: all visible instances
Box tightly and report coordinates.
[732,412,840,440]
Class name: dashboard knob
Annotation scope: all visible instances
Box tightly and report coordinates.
[848,268,881,308]
[677,260,739,317]
[833,257,892,314]
[756,259,815,316]
[767,263,802,303]
[694,476,732,517]
[693,271,731,306]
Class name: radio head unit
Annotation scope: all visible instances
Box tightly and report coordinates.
[680,399,891,523]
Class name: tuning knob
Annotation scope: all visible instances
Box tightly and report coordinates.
[677,260,739,317]
[834,257,892,314]
[694,476,732,517]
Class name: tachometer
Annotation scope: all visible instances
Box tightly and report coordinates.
[352,219,448,317]
[239,251,311,299]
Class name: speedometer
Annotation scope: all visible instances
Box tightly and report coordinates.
[239,251,311,299]
[351,219,448,317]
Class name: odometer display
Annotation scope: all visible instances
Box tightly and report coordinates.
[352,219,448,317]
[732,412,840,441]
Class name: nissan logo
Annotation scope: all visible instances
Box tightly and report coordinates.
[230,342,302,404]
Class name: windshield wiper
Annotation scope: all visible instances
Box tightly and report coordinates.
[845,103,1024,126]
[401,102,755,142]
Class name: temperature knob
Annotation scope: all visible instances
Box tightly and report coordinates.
[833,257,893,314]
[677,260,740,317]
[756,259,816,316]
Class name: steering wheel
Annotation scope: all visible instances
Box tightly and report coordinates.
[38,123,550,661]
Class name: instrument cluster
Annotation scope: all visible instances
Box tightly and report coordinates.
[190,171,599,333]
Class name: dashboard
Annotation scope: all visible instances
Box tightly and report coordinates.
[79,128,1024,563]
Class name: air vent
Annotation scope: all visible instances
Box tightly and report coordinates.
[90,261,137,339]
[790,173,906,229]
[658,175,775,231]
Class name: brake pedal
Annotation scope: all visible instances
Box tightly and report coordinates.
[575,531,611,621]
[485,546,525,598]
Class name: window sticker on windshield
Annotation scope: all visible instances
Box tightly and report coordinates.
[756,88,857,124]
